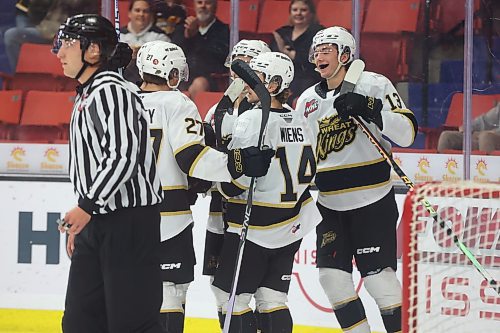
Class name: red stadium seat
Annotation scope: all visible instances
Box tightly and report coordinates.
[444,93,499,128]
[360,0,420,82]
[430,0,481,34]
[0,90,22,124]
[257,1,291,34]
[0,90,23,140]
[116,1,131,28]
[316,0,364,31]
[0,43,76,93]
[193,91,223,120]
[420,93,499,149]
[15,90,75,142]
[217,0,259,32]
[363,0,420,33]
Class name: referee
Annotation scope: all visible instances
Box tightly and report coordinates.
[53,14,165,333]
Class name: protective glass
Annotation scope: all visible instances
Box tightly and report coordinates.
[52,30,80,54]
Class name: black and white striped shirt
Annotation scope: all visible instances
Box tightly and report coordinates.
[69,70,163,214]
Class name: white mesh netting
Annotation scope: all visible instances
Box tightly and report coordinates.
[402,181,500,333]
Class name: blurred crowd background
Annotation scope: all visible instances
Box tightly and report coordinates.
[0,0,498,155]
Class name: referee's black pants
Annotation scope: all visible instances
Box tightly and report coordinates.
[62,205,165,333]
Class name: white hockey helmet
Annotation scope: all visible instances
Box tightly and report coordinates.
[225,39,271,67]
[309,26,356,65]
[136,41,189,88]
[249,51,294,96]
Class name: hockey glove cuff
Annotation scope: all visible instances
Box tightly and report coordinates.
[227,147,275,179]
[334,92,383,130]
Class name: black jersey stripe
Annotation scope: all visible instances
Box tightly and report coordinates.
[159,189,191,213]
[225,189,312,227]
[315,158,391,193]
[174,143,205,175]
[209,191,223,214]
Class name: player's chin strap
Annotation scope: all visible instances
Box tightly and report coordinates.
[342,59,500,296]
[75,43,101,81]
[326,62,343,81]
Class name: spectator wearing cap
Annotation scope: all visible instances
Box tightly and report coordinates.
[154,0,187,47]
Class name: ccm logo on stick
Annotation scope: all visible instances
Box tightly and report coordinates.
[161,263,182,270]
[357,247,380,254]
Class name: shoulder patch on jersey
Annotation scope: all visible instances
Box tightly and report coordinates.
[303,98,319,118]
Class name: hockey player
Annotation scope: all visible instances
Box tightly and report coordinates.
[211,52,322,333]
[135,40,274,332]
[296,26,418,333]
[202,39,271,281]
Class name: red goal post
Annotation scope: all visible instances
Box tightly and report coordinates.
[401,181,500,333]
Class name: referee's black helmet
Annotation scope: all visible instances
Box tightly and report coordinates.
[53,14,118,58]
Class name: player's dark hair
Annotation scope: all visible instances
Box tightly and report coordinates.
[143,73,168,85]
[275,88,291,105]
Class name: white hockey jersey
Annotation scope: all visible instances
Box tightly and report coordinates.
[139,90,231,241]
[296,71,418,211]
[218,107,322,249]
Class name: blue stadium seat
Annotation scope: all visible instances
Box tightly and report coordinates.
[439,60,489,85]
[408,83,459,128]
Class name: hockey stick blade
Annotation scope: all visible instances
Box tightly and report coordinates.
[341,60,500,295]
[230,59,271,148]
[225,78,246,105]
[231,59,261,91]
[339,59,365,95]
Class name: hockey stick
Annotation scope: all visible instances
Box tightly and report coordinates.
[113,0,123,75]
[222,59,272,332]
[341,60,500,295]
[214,78,245,148]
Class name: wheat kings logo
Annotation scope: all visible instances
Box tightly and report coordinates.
[316,115,357,160]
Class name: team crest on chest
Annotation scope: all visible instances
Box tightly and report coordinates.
[316,115,357,160]
[303,99,318,118]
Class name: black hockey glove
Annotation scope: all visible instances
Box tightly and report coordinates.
[188,176,212,194]
[203,122,216,148]
[227,146,275,179]
[334,92,383,130]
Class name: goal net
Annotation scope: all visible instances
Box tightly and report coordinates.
[401,181,500,333]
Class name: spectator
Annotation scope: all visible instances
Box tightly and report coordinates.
[4,0,98,71]
[271,0,323,103]
[14,0,36,28]
[120,0,170,83]
[182,0,229,99]
[437,103,500,153]
[154,0,187,47]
